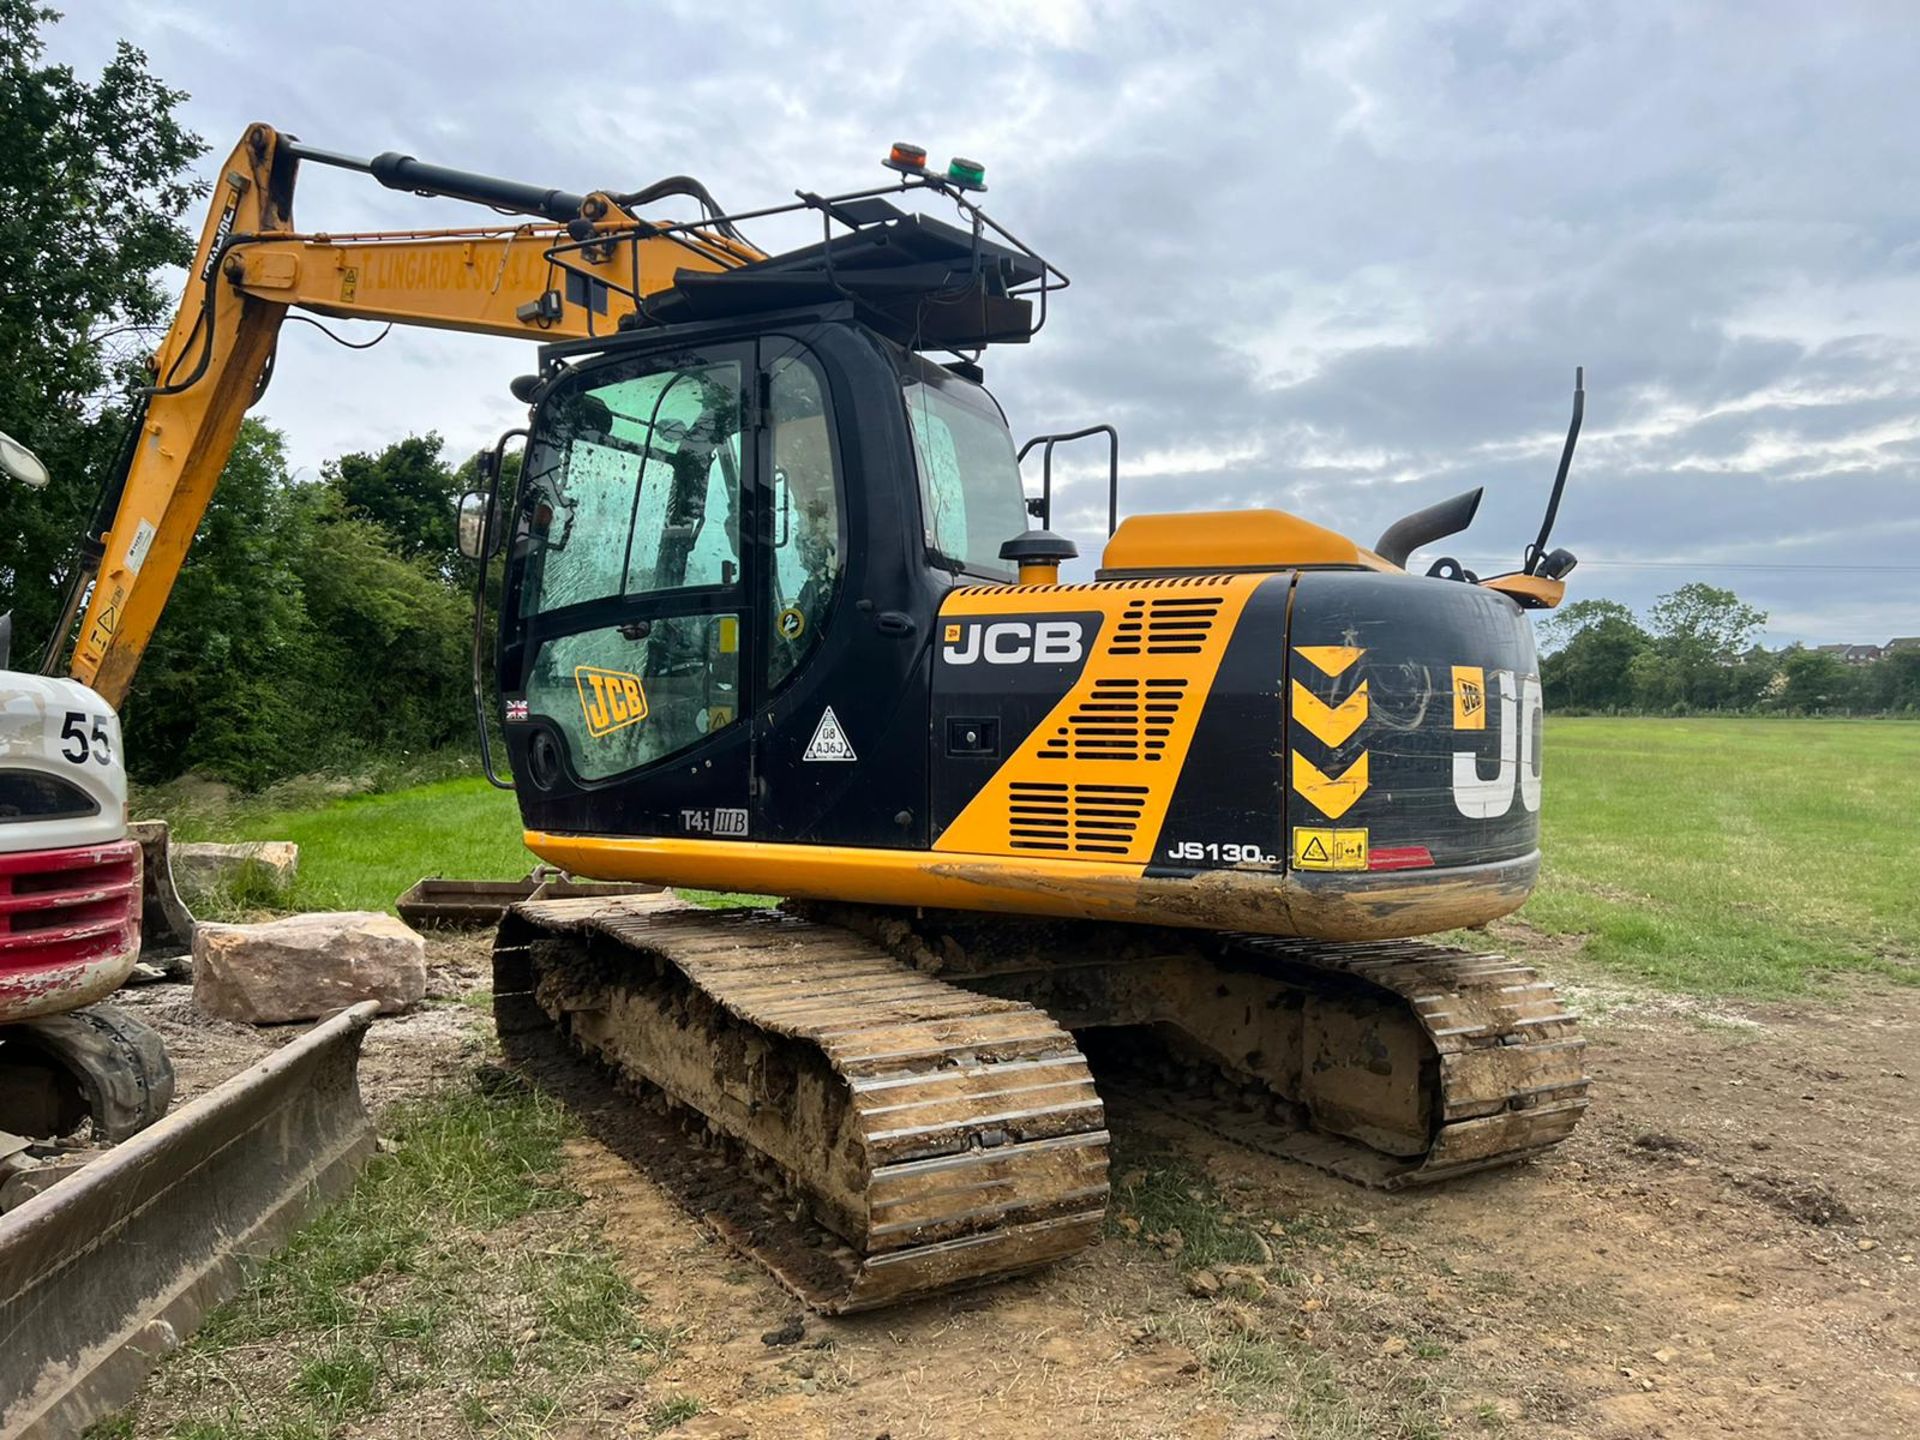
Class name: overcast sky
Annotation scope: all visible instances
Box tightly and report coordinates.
[48,2,1920,646]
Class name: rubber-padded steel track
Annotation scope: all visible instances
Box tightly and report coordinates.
[494,899,1109,1312]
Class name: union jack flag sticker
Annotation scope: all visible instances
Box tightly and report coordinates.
[505,699,530,722]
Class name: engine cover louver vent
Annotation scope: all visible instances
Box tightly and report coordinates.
[1007,781,1150,854]
[1108,595,1224,656]
[1037,677,1188,762]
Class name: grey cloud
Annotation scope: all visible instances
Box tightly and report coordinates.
[45,0,1920,644]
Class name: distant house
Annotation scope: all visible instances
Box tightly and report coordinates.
[1817,643,1885,664]
[1888,637,1920,655]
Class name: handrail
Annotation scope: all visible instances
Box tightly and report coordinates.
[471,429,526,790]
[1017,424,1120,534]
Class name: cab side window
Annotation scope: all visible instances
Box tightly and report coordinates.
[766,355,841,689]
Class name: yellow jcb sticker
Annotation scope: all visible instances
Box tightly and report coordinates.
[944,623,963,643]
[1452,665,1486,730]
[576,666,649,738]
[1292,827,1369,872]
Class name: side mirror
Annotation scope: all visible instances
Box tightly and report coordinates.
[0,430,51,490]
[456,491,490,560]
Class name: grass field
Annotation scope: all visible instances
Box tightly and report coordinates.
[173,776,539,915]
[181,718,1918,999]
[1534,718,1918,996]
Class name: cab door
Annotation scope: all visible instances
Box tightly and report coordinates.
[746,334,864,843]
[502,341,759,839]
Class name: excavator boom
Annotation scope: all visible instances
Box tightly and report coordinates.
[57,124,759,707]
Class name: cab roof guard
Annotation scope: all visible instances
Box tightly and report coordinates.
[287,139,1069,355]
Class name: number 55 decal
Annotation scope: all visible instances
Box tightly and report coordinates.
[61,711,113,766]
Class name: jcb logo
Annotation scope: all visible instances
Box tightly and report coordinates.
[941,619,1085,666]
[576,665,649,738]
[1452,668,1543,818]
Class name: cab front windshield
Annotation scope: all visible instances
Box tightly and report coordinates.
[901,356,1028,583]
[515,358,744,617]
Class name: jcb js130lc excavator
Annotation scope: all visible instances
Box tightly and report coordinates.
[39,125,1589,1312]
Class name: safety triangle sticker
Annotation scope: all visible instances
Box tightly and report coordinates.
[802,706,857,762]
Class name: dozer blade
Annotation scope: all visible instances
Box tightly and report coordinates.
[395,873,665,930]
[0,1000,379,1438]
[496,899,1109,1313]
[127,820,195,963]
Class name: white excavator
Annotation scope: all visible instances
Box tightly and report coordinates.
[0,430,174,1193]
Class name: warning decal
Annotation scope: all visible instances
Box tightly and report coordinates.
[1291,826,1369,872]
[125,518,157,577]
[802,706,857,762]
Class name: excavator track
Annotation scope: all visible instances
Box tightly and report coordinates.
[1105,936,1590,1187]
[493,898,1110,1313]
[806,908,1589,1190]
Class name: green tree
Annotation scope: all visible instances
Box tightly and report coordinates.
[119,419,319,785]
[118,419,478,787]
[1539,599,1650,710]
[293,486,473,762]
[1724,645,1780,710]
[325,432,462,575]
[1778,648,1865,713]
[1626,648,1687,711]
[1648,584,1766,663]
[1537,598,1639,654]
[1645,583,1768,709]
[0,1,206,646]
[1871,650,1920,712]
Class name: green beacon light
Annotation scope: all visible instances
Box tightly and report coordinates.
[946,156,987,192]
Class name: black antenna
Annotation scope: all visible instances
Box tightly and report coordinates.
[1525,366,1585,575]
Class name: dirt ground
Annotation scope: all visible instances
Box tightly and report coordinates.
[124,924,1919,1439]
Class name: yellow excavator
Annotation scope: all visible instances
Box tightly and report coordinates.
[40,124,1589,1312]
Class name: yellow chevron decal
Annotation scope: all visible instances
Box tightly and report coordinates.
[1290,678,1369,747]
[1292,644,1364,678]
[1291,750,1370,820]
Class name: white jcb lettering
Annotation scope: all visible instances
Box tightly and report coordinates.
[1450,670,1544,817]
[1519,674,1543,814]
[942,619,1087,666]
[1452,669,1526,819]
[1032,620,1085,664]
[983,622,1031,664]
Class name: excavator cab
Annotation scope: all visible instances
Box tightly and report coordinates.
[495,311,1033,853]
